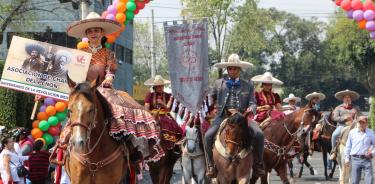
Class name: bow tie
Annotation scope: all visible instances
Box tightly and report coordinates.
[226,79,240,88]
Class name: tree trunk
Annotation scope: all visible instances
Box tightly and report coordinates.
[370,96,375,130]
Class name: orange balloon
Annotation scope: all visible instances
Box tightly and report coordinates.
[31,128,43,139]
[37,112,48,121]
[116,2,127,13]
[55,102,67,112]
[45,106,57,116]
[359,20,367,30]
[119,0,128,3]
[106,35,117,43]
[32,120,40,128]
[77,41,89,49]
[116,12,126,23]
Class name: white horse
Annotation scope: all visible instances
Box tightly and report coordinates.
[181,125,207,184]
[336,123,356,184]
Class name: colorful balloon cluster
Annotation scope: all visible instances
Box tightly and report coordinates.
[77,0,151,49]
[31,98,68,146]
[335,0,375,39]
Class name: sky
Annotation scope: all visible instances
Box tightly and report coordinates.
[135,0,338,24]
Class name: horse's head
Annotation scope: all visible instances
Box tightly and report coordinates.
[184,125,200,153]
[295,108,322,152]
[67,76,107,153]
[223,113,251,161]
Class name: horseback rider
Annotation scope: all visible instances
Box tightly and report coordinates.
[204,54,265,177]
[305,92,325,111]
[283,93,301,115]
[331,89,362,160]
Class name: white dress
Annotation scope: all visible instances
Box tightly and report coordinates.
[0,149,29,184]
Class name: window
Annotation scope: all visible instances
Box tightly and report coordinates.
[116,44,124,61]
[124,48,133,65]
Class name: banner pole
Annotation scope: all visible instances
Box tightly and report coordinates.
[30,101,38,120]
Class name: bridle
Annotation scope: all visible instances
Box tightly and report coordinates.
[224,126,242,158]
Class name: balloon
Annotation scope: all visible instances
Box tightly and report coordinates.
[48,116,59,126]
[77,41,89,49]
[136,1,145,9]
[105,43,112,48]
[366,20,375,30]
[101,11,109,18]
[364,0,375,10]
[45,106,57,116]
[364,10,375,20]
[82,37,89,43]
[44,98,56,106]
[107,5,117,14]
[48,125,60,136]
[31,128,43,139]
[116,12,126,23]
[359,19,367,29]
[39,120,50,131]
[32,120,40,129]
[370,31,375,39]
[55,112,67,122]
[35,138,46,147]
[126,11,134,20]
[39,105,46,112]
[347,10,354,18]
[55,102,67,112]
[37,112,48,121]
[341,0,353,10]
[134,8,140,15]
[116,2,127,12]
[353,10,364,21]
[42,133,54,145]
[126,1,137,12]
[335,0,344,6]
[144,0,150,3]
[351,0,363,10]
[113,0,119,6]
[106,35,117,43]
[119,0,128,3]
[106,14,116,20]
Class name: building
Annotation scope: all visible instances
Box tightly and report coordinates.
[0,0,134,93]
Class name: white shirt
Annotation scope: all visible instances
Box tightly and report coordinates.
[0,149,29,183]
[345,128,375,162]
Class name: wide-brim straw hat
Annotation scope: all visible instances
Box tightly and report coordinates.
[305,92,326,101]
[144,75,171,86]
[251,72,283,85]
[283,93,301,103]
[335,89,360,101]
[214,54,253,69]
[67,12,121,38]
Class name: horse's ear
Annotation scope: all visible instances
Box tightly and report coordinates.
[89,76,100,89]
[66,74,77,89]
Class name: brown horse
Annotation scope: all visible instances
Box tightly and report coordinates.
[64,78,127,184]
[147,111,181,184]
[250,107,321,184]
[213,113,254,184]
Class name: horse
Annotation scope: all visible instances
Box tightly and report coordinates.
[148,110,182,184]
[181,124,207,184]
[336,121,357,184]
[213,113,253,184]
[318,111,338,180]
[250,107,321,184]
[64,78,127,184]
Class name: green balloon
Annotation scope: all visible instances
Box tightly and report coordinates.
[42,133,53,145]
[126,11,135,20]
[105,43,111,48]
[48,116,59,126]
[39,120,50,131]
[126,2,136,12]
[55,112,67,122]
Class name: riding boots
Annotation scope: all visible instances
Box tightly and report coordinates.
[253,154,266,177]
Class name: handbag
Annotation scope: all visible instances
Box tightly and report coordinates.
[9,160,28,177]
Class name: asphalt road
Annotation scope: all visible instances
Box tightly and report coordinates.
[139,152,375,184]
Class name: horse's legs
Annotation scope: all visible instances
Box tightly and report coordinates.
[260,173,269,184]
[287,159,294,178]
[329,160,337,178]
[303,153,314,175]
[322,149,328,180]
[193,157,206,184]
[181,156,192,184]
[249,175,259,184]
[275,163,289,184]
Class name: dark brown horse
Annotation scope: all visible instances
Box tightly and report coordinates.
[148,111,181,184]
[213,113,254,184]
[64,78,127,184]
[250,106,321,184]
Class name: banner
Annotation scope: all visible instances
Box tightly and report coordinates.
[0,36,91,100]
[164,20,209,115]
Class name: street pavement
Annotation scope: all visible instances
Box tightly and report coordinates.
[139,152,375,184]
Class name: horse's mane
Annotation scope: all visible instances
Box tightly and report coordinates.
[71,82,112,119]
[227,113,252,150]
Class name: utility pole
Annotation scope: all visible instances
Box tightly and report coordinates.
[150,9,156,78]
[80,0,89,20]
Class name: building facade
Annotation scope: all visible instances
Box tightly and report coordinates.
[0,0,134,93]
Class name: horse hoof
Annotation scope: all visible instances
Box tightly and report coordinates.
[329,173,334,178]
[310,169,315,175]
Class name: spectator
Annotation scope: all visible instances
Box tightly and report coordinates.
[28,140,50,184]
[14,128,33,156]
[0,137,29,184]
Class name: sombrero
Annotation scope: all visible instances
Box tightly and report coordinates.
[283,93,301,103]
[214,53,253,69]
[334,89,360,101]
[305,92,326,101]
[25,44,45,55]
[144,75,171,86]
[67,12,121,38]
[251,72,283,85]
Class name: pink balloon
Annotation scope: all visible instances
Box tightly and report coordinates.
[351,0,363,10]
[347,10,354,18]
[101,10,109,18]
[364,0,375,10]
[107,5,117,14]
[364,10,375,20]
[82,37,89,43]
[370,31,375,39]
[353,10,364,21]
[113,0,119,7]
[106,14,115,20]
[366,21,375,31]
[341,0,352,11]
